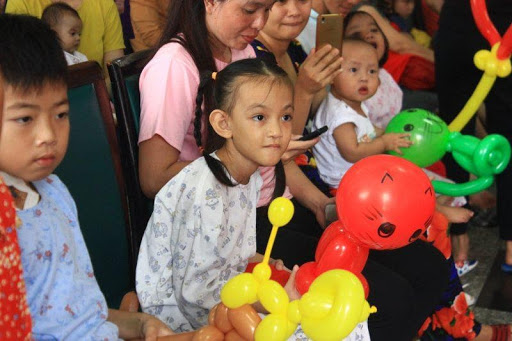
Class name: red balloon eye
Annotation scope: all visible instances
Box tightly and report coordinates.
[378,222,396,238]
[409,229,423,242]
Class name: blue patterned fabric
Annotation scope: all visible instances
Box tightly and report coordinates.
[17,175,118,340]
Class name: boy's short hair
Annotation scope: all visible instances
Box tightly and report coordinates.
[0,14,67,93]
[41,2,81,28]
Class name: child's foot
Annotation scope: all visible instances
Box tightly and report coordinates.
[437,205,474,224]
[455,259,479,277]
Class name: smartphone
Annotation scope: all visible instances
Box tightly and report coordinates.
[298,126,328,141]
[316,14,343,52]
[325,203,338,226]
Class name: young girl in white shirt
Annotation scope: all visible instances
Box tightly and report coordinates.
[136,58,301,332]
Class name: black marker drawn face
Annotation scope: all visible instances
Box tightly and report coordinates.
[336,155,437,250]
[385,109,451,167]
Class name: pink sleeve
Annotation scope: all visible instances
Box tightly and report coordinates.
[138,44,200,160]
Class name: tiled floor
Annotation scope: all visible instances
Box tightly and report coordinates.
[462,224,512,324]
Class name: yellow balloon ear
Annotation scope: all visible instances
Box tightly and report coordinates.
[268,197,294,227]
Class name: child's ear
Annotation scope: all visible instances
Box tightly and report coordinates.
[210,109,232,139]
[204,0,216,14]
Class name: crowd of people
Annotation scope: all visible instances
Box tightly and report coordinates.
[0,0,511,340]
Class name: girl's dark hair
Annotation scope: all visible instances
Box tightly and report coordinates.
[158,0,218,122]
[194,58,293,199]
[343,11,390,67]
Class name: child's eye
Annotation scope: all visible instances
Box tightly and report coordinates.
[369,69,378,74]
[349,67,358,73]
[282,114,293,122]
[252,114,265,121]
[57,112,69,119]
[15,116,32,124]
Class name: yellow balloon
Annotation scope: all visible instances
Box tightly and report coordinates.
[268,197,294,227]
[253,263,271,282]
[220,273,259,309]
[258,280,289,315]
[449,43,511,133]
[255,314,296,341]
[299,270,375,341]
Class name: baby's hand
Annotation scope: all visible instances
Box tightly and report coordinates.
[284,265,301,301]
[381,133,412,154]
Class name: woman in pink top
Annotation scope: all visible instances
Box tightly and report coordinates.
[138,0,335,267]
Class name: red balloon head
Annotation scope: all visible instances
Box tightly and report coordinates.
[336,155,435,250]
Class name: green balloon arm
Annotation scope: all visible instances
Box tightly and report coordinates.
[452,151,478,175]
[447,133,479,152]
[448,133,481,175]
[473,134,512,176]
[432,176,494,196]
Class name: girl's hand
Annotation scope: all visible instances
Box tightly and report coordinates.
[296,45,343,95]
[138,314,174,341]
[381,133,412,154]
[281,135,319,164]
[284,265,302,301]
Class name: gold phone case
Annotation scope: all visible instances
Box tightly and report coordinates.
[316,14,344,52]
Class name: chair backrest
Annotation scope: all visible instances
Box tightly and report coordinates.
[108,49,154,267]
[56,61,132,307]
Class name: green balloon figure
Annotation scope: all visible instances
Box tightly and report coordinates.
[385,108,511,196]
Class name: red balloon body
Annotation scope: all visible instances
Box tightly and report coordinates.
[336,155,436,250]
[295,222,369,295]
[296,155,436,295]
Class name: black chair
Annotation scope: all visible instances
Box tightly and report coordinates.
[108,49,154,268]
[57,61,132,307]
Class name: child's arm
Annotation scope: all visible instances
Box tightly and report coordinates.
[374,126,385,137]
[107,309,174,340]
[285,162,335,228]
[333,123,411,163]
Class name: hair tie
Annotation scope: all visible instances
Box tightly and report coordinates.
[211,72,217,80]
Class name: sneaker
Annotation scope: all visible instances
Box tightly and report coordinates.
[501,263,512,274]
[455,260,479,277]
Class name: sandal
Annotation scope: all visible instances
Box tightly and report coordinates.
[491,324,511,341]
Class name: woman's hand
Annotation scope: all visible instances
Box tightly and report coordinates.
[281,135,319,164]
[296,45,343,95]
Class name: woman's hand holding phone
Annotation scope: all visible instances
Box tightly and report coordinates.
[296,44,343,96]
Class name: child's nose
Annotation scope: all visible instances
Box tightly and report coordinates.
[268,119,283,138]
[36,121,57,146]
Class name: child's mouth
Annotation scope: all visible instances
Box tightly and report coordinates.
[359,86,369,95]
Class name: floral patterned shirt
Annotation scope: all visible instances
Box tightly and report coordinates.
[16,175,118,340]
[136,155,262,332]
